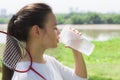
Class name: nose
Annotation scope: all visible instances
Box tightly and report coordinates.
[57,29,60,40]
[57,29,60,35]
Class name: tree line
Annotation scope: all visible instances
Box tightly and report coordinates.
[0,12,120,24]
[56,12,120,24]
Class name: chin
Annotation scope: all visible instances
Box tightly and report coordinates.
[52,43,58,48]
[47,44,57,49]
[52,45,58,48]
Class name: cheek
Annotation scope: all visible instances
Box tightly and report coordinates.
[48,33,55,41]
[47,30,56,38]
[44,31,54,42]
[44,28,58,42]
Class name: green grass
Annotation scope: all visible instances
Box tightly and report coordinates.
[0,38,120,80]
[0,73,1,80]
[45,38,120,80]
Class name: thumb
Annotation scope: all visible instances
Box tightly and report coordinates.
[65,45,69,48]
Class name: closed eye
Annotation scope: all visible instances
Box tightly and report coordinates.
[53,27,58,30]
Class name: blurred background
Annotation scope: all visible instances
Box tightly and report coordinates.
[0,0,120,80]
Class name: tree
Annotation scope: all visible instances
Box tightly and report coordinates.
[87,13,102,24]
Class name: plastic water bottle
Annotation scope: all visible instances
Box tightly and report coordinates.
[59,26,95,56]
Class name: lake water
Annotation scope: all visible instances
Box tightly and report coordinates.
[0,24,120,41]
[58,24,120,41]
[79,29,120,41]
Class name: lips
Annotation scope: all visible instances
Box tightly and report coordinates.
[57,36,60,43]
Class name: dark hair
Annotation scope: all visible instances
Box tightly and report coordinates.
[8,3,52,41]
[2,3,52,80]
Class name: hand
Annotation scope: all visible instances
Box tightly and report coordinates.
[65,45,79,53]
[70,27,82,36]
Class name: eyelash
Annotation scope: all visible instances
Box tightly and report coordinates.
[53,27,58,30]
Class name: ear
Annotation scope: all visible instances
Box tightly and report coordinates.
[31,25,41,38]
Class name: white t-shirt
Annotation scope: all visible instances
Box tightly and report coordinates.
[12,55,87,80]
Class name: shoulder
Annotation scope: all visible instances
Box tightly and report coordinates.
[44,54,55,59]
[44,54,56,61]
[44,54,60,64]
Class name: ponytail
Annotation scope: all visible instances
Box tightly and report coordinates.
[2,65,14,80]
[7,15,17,34]
[2,15,16,80]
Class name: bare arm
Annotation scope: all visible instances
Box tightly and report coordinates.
[72,49,87,78]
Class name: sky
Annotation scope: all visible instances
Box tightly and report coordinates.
[0,0,120,14]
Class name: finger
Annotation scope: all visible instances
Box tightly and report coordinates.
[70,27,82,35]
[65,45,69,48]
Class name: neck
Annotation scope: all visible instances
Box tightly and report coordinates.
[30,47,46,63]
[22,41,47,64]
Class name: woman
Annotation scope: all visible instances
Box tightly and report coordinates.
[2,3,87,80]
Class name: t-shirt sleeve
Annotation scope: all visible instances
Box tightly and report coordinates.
[51,57,88,80]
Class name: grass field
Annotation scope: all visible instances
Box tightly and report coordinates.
[0,38,120,80]
[45,38,120,80]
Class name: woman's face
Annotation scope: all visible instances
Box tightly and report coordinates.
[42,12,60,48]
